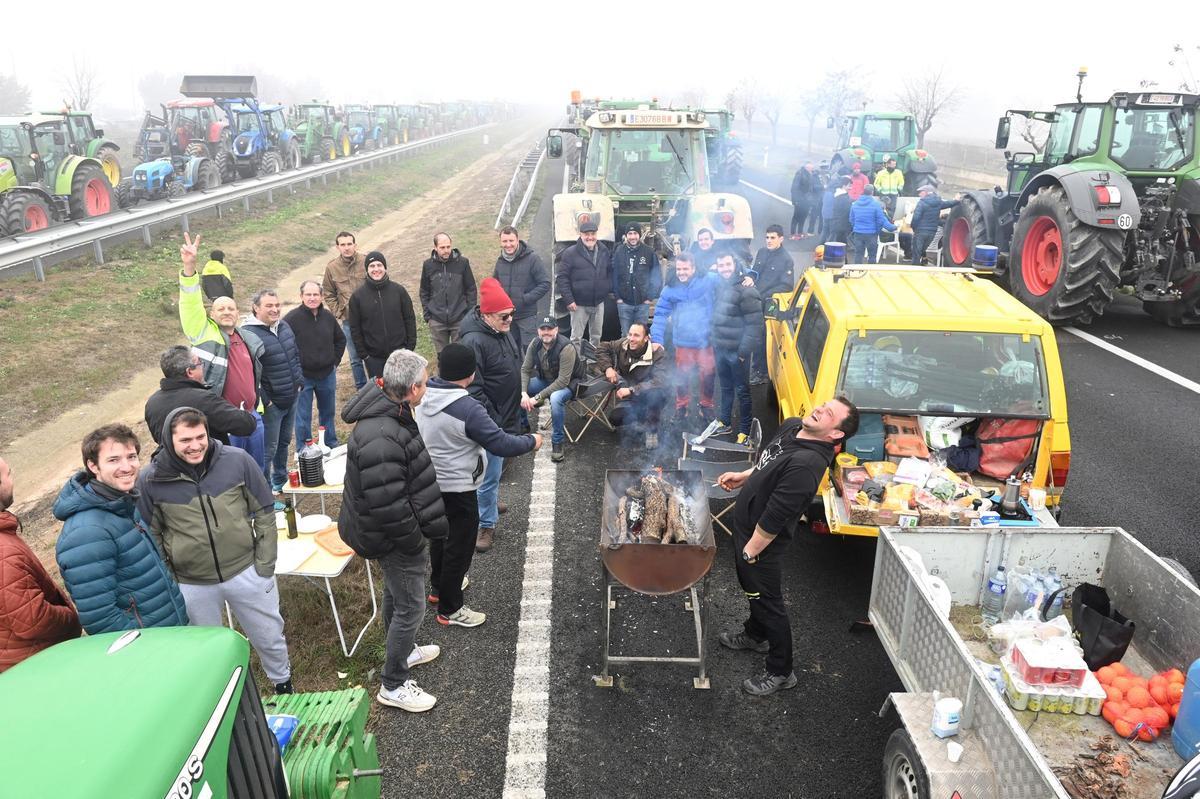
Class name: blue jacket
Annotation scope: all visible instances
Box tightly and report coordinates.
[242,316,303,409]
[849,196,897,235]
[652,272,718,349]
[910,193,960,235]
[54,473,188,635]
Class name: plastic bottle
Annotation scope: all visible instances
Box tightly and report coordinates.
[1173,658,1200,760]
[297,439,325,487]
[982,566,1007,624]
[1044,567,1064,620]
[317,426,331,456]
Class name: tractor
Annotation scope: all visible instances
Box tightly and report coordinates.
[178,76,301,179]
[828,110,938,193]
[288,101,350,163]
[373,104,407,145]
[116,153,222,207]
[400,104,431,139]
[41,109,122,187]
[944,87,1200,326]
[701,108,743,188]
[134,98,235,183]
[0,115,114,234]
[342,104,382,152]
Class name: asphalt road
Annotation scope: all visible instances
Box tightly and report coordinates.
[372,160,1200,798]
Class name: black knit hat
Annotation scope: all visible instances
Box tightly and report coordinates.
[438,343,476,381]
[364,250,387,270]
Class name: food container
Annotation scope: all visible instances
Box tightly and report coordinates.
[1012,639,1088,688]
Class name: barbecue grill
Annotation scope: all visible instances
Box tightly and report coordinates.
[595,469,716,689]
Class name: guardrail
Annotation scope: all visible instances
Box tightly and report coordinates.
[494,140,544,230]
[0,123,496,280]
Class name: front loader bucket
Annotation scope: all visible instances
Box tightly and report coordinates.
[180,75,258,100]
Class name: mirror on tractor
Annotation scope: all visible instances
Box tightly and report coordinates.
[547,134,563,159]
[995,116,1011,149]
[94,128,104,137]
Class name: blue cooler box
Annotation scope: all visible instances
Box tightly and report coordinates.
[844,413,885,462]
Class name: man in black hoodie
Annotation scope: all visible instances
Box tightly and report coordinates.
[610,222,661,335]
[145,345,257,446]
[348,251,418,379]
[494,226,550,355]
[715,397,859,696]
[420,233,477,356]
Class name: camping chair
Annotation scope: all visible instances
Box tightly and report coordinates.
[919,226,945,267]
[565,375,616,443]
[676,457,740,537]
[680,418,761,464]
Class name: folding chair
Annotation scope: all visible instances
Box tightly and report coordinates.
[676,456,739,536]
[565,375,616,443]
[681,418,761,464]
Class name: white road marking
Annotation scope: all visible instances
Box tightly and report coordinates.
[502,438,557,799]
[1064,326,1200,395]
[739,178,792,206]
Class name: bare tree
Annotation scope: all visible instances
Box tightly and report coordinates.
[798,90,824,157]
[1018,118,1049,151]
[0,74,31,115]
[60,56,101,110]
[761,95,783,146]
[732,78,760,138]
[899,66,961,147]
[817,70,865,130]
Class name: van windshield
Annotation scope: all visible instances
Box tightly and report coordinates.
[836,330,1050,418]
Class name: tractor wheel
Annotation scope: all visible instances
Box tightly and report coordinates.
[1144,275,1200,327]
[1,191,54,234]
[321,136,336,161]
[185,142,207,158]
[943,198,988,267]
[286,141,302,170]
[68,163,114,219]
[1009,185,1123,326]
[260,151,284,176]
[166,180,186,199]
[906,172,937,194]
[363,136,377,152]
[95,145,121,186]
[196,159,220,191]
[392,130,401,146]
[115,178,136,208]
[214,149,235,183]
[339,131,352,157]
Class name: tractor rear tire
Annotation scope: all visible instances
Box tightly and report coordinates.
[285,141,302,170]
[942,197,988,267]
[185,142,207,158]
[196,159,220,190]
[95,145,121,186]
[1008,185,1123,326]
[1144,275,1200,327]
[321,136,336,161]
[68,163,114,219]
[115,178,136,208]
[215,150,235,183]
[260,152,284,176]
[1,191,54,234]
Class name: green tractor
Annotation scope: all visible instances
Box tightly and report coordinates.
[288,101,351,163]
[41,109,122,187]
[945,89,1200,326]
[0,627,382,798]
[0,115,114,235]
[702,108,743,188]
[828,110,938,193]
[372,104,407,145]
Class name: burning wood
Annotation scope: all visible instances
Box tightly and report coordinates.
[614,473,701,545]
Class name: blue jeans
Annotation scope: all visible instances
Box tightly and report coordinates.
[616,301,651,335]
[528,377,572,445]
[263,401,297,489]
[716,349,753,435]
[295,370,338,448]
[229,411,266,472]
[851,232,879,264]
[477,451,505,529]
[341,320,367,390]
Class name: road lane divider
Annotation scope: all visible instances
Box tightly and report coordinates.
[1064,326,1200,395]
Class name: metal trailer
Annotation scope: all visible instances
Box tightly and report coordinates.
[869,525,1200,799]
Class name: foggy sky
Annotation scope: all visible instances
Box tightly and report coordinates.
[8,0,1198,141]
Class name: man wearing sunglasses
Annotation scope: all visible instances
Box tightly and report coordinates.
[145,345,257,447]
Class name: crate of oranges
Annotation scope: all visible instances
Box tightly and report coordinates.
[1097,662,1186,742]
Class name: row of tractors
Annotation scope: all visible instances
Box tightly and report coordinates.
[0,75,507,237]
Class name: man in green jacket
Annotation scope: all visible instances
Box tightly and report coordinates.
[177,232,266,469]
[137,406,293,693]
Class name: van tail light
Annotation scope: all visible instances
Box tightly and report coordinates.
[1050,451,1070,493]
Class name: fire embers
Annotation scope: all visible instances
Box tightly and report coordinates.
[615,474,700,545]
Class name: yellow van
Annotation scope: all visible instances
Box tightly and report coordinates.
[764,265,1070,537]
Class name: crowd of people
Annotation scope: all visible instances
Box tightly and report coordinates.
[0,206,864,708]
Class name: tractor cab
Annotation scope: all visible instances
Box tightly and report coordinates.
[830,111,937,192]
[0,120,39,184]
[38,110,121,186]
[165,101,226,152]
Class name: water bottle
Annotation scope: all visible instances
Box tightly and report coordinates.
[982,566,1007,624]
[1173,658,1200,760]
[1044,567,1065,620]
[297,439,325,487]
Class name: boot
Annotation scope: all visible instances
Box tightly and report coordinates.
[498,501,508,515]
[551,441,564,463]
[476,527,495,553]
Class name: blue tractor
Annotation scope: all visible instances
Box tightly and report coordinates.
[178,76,301,179]
[116,154,222,207]
[342,104,383,152]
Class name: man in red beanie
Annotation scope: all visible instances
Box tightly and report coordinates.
[847,161,870,201]
[457,278,522,552]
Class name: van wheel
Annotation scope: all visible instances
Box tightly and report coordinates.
[882,729,931,799]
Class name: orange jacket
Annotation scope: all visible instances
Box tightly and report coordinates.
[0,511,81,672]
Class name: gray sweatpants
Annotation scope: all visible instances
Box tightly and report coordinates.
[180,565,292,685]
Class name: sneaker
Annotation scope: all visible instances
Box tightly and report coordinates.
[437,606,486,627]
[790,234,802,241]
[712,421,734,436]
[551,441,564,463]
[719,631,769,653]
[736,433,749,445]
[407,643,440,668]
[498,502,509,515]
[476,527,495,553]
[273,679,295,694]
[644,432,658,450]
[377,680,437,712]
[462,573,469,591]
[426,592,439,605]
[742,671,798,696]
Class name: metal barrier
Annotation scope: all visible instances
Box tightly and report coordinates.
[0,124,496,280]
[494,140,545,230]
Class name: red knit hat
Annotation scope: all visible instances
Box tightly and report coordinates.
[479,277,515,314]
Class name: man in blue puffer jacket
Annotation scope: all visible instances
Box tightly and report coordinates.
[652,251,719,422]
[243,289,304,493]
[848,185,897,264]
[55,424,188,635]
[909,183,960,265]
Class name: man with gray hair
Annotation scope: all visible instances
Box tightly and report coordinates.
[340,349,447,713]
[244,288,303,492]
[145,346,257,446]
[284,280,346,448]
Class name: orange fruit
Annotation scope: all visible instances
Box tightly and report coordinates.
[1133,676,1149,689]
[1138,725,1159,742]
[1170,683,1186,703]
[1151,674,1168,690]
[1110,662,1130,676]
[1127,686,1152,709]
[1097,666,1116,685]
[1167,668,1186,684]
[1151,684,1169,706]
[1102,704,1120,724]
[1114,718,1135,737]
[1124,707,1146,725]
[1104,686,1124,703]
[1145,706,1171,728]
[1112,676,1134,693]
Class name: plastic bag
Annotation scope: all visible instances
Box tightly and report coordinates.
[1002,568,1046,622]
[920,415,975,450]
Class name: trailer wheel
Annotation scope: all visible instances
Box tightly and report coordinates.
[1009,185,1123,325]
[943,197,987,267]
[882,728,931,799]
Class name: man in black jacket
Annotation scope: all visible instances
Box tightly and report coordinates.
[145,346,257,446]
[610,222,661,335]
[749,224,795,384]
[340,349,447,713]
[555,219,612,350]
[284,281,346,448]
[789,163,819,239]
[710,253,762,440]
[348,251,418,380]
[828,176,854,246]
[457,278,521,552]
[420,233,477,356]
[494,226,550,355]
[715,397,859,696]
